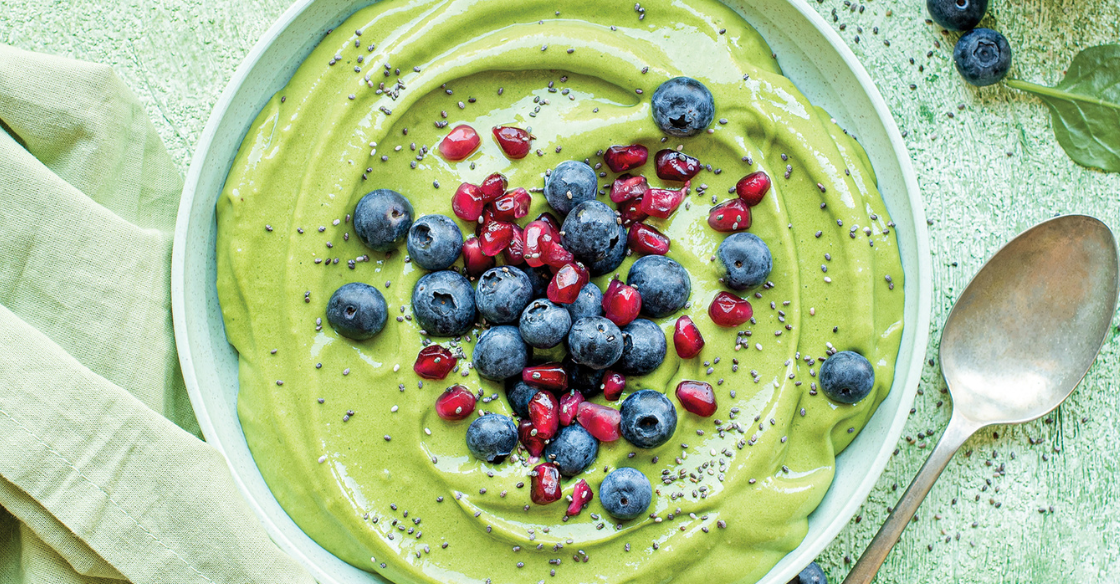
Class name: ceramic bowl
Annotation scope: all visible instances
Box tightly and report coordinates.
[172,0,932,582]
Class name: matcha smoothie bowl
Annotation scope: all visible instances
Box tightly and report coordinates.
[172,0,931,583]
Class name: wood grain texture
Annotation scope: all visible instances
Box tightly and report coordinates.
[2,0,1117,581]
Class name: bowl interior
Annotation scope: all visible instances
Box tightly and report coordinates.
[172,1,931,582]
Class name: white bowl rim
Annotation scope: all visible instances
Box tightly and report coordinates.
[171,0,932,582]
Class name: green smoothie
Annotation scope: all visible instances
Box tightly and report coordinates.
[215,0,906,582]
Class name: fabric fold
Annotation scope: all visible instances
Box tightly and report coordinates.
[0,43,316,584]
[0,478,123,581]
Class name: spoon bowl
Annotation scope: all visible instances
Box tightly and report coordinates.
[844,214,1119,584]
[941,214,1119,426]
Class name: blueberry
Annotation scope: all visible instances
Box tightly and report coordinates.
[412,270,477,337]
[599,467,652,520]
[953,28,1011,87]
[568,316,624,370]
[406,214,463,270]
[563,355,606,396]
[787,562,827,584]
[717,232,772,291]
[524,265,552,299]
[616,319,667,376]
[626,255,691,318]
[585,222,628,276]
[353,189,413,251]
[566,283,603,321]
[326,282,387,341]
[544,424,599,477]
[519,299,572,349]
[819,350,875,404]
[562,201,622,265]
[619,389,677,449]
[465,414,518,463]
[476,266,533,324]
[927,0,987,32]
[544,160,597,216]
[506,380,541,418]
[473,325,528,380]
[650,77,714,138]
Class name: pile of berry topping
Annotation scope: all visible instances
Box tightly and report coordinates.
[321,76,877,523]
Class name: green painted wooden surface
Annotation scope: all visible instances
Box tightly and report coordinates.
[2,0,1118,581]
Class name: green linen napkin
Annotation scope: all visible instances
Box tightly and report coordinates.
[0,44,316,584]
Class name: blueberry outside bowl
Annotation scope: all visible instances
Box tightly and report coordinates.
[170,0,932,582]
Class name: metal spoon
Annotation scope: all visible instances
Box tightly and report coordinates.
[843,214,1119,584]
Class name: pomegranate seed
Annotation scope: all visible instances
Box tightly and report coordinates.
[566,479,594,516]
[654,149,701,181]
[575,402,621,442]
[559,390,585,426]
[627,223,670,255]
[479,220,514,256]
[708,291,753,327]
[531,463,563,504]
[478,206,499,227]
[461,236,495,277]
[535,212,561,232]
[503,223,525,265]
[547,262,589,304]
[673,315,705,359]
[439,124,480,161]
[539,236,575,269]
[490,187,531,222]
[601,370,626,401]
[640,183,688,218]
[618,197,649,226]
[492,126,532,160]
[603,144,649,173]
[528,391,560,440]
[519,419,546,457]
[604,277,623,299]
[435,385,477,421]
[413,345,458,379]
[452,182,486,222]
[523,220,556,268]
[735,171,771,206]
[602,280,642,327]
[707,198,752,232]
[675,380,717,417]
[609,174,650,204]
[523,362,569,392]
[479,172,508,202]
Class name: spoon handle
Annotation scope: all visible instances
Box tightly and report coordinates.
[842,413,981,584]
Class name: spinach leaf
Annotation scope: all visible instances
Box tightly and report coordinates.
[1006,45,1120,173]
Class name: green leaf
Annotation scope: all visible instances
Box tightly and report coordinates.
[1006,45,1120,173]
